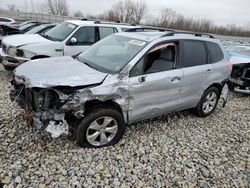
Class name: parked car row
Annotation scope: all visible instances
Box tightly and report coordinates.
[0,17,236,148]
[0,19,57,63]
[0,20,169,70]
[0,21,47,42]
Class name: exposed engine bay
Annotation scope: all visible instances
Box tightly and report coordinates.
[10,82,81,138]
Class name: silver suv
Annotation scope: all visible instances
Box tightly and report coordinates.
[11,31,231,147]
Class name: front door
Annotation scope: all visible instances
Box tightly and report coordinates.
[128,42,183,122]
[63,26,98,56]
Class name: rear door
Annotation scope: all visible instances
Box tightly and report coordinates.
[98,27,118,40]
[177,40,213,109]
[206,41,230,80]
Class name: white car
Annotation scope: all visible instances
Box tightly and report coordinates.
[0,17,15,25]
[0,20,137,70]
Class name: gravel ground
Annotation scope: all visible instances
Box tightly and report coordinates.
[0,64,249,187]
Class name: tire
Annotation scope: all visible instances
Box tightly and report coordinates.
[194,87,220,117]
[3,65,15,71]
[76,107,125,148]
[228,81,235,91]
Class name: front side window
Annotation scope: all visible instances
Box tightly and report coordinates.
[44,22,77,41]
[77,35,147,73]
[180,40,207,68]
[99,27,117,40]
[130,42,177,76]
[70,27,96,45]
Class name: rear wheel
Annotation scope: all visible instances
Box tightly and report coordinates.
[194,87,220,117]
[76,108,125,148]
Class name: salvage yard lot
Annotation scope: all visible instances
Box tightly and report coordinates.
[0,64,249,187]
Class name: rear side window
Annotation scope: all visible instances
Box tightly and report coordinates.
[99,27,117,40]
[206,42,224,63]
[181,40,207,68]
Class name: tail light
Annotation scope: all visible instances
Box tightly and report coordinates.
[226,63,233,72]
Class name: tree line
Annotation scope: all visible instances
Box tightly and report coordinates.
[4,0,250,37]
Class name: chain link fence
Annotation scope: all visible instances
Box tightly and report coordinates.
[0,10,78,23]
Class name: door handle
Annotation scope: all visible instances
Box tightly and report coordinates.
[138,76,146,83]
[206,69,213,74]
[171,77,181,82]
[55,49,63,52]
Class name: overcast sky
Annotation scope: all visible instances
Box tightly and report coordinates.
[1,0,250,27]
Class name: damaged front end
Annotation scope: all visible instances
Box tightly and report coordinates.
[229,63,250,92]
[10,80,74,138]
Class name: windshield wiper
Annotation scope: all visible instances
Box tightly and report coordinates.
[76,56,112,74]
[41,34,58,41]
[76,56,94,68]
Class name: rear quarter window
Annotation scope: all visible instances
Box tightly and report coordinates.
[206,42,224,63]
[180,40,207,68]
[99,27,117,40]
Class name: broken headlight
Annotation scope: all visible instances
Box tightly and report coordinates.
[7,47,17,56]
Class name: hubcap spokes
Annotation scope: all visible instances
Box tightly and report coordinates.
[86,116,118,146]
[202,92,217,113]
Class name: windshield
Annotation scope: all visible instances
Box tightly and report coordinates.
[77,35,147,73]
[25,25,45,34]
[43,22,77,41]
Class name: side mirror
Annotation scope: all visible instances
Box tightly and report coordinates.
[70,37,77,44]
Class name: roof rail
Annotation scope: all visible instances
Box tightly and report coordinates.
[93,20,135,26]
[162,31,215,38]
[125,27,174,32]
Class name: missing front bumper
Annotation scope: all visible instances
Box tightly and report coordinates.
[32,111,70,138]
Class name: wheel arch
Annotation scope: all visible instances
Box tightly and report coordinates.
[206,82,223,94]
[84,99,125,121]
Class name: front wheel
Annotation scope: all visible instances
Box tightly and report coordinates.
[194,87,220,117]
[76,108,125,148]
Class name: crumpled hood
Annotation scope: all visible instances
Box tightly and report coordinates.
[2,34,51,47]
[14,56,108,88]
[228,51,250,65]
